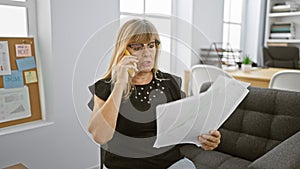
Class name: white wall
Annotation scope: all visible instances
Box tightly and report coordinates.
[0,0,119,168]
[171,0,193,77]
[192,0,224,66]
[243,0,266,65]
[172,0,224,77]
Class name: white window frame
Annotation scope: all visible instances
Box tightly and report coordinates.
[120,0,172,19]
[0,0,37,37]
[222,0,245,50]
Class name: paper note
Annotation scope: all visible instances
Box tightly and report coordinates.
[3,70,24,88]
[154,76,250,148]
[16,56,36,71]
[0,86,31,123]
[24,70,38,84]
[15,44,32,57]
[0,41,12,75]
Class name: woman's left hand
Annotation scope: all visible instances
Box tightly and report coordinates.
[198,130,221,150]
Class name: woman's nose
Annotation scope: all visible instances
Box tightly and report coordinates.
[142,47,151,56]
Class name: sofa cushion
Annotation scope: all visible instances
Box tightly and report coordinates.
[216,87,300,161]
[180,144,251,169]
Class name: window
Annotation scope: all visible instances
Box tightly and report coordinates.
[120,0,172,71]
[222,0,244,50]
[0,0,37,37]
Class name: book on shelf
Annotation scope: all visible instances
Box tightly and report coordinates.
[271,27,291,33]
[270,33,295,39]
[272,1,299,12]
[267,42,288,47]
[272,22,295,27]
[270,22,296,39]
[273,1,298,6]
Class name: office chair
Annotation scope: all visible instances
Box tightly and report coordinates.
[269,70,300,92]
[190,64,233,95]
[263,46,299,69]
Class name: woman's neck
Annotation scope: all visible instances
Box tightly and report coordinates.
[132,71,153,85]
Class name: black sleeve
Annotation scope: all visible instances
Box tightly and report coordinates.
[170,74,186,100]
[94,79,112,101]
[157,71,185,101]
[87,79,112,111]
[172,75,186,99]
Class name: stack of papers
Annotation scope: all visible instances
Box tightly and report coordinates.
[270,22,295,40]
[154,76,250,148]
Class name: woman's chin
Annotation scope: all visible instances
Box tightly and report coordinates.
[138,67,153,73]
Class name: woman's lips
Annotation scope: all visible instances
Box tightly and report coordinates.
[141,60,152,67]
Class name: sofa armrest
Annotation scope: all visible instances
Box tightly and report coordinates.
[248,131,300,169]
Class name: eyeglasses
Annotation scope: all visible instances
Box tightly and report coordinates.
[128,40,160,52]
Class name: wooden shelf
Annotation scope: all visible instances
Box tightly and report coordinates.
[269,11,300,17]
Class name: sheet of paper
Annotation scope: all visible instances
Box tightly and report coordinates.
[0,41,12,75]
[0,86,32,123]
[15,44,32,57]
[3,70,24,88]
[154,76,250,148]
[24,70,38,84]
[16,56,36,71]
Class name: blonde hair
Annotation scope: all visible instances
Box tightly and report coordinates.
[102,19,161,97]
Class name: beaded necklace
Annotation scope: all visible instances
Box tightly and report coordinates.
[130,78,165,105]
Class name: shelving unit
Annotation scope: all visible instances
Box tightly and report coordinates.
[265,0,300,47]
[199,42,241,67]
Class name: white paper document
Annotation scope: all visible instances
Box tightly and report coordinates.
[154,76,250,148]
[0,41,12,75]
[0,86,32,123]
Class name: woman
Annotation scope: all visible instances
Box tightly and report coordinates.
[88,19,221,169]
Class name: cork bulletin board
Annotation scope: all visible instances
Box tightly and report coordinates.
[0,37,42,128]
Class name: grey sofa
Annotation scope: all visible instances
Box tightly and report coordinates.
[180,87,300,169]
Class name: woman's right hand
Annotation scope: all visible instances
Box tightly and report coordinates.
[112,55,138,88]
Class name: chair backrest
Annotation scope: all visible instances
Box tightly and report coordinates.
[269,70,300,92]
[263,46,299,69]
[190,64,233,95]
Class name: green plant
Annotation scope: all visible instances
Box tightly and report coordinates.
[298,60,300,68]
[242,56,252,65]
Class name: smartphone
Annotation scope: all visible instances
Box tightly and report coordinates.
[124,50,137,77]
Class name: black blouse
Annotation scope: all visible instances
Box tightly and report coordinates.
[93,71,185,169]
